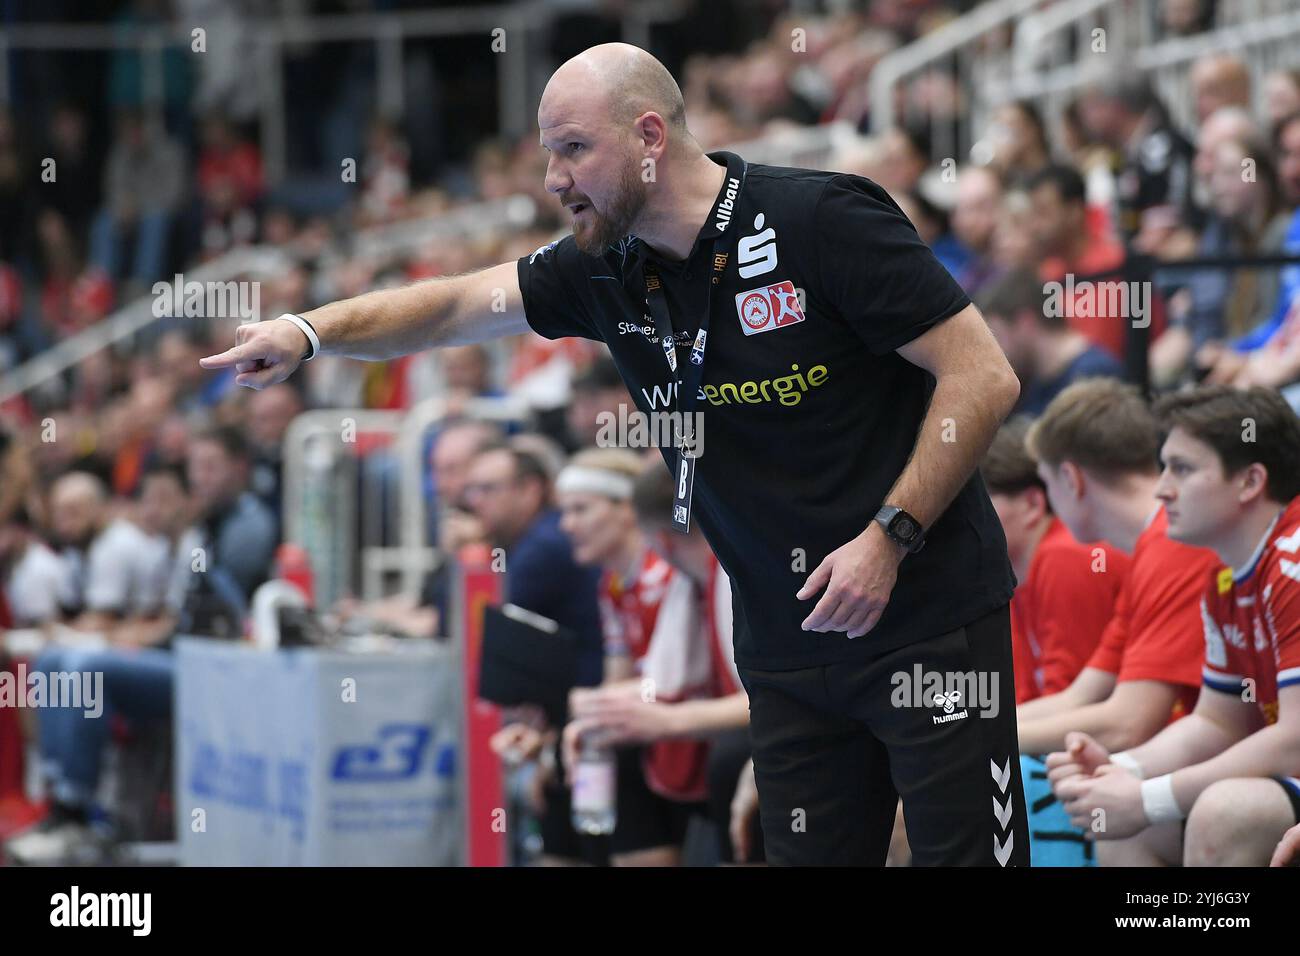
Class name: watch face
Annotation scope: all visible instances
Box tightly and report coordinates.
[893,516,917,540]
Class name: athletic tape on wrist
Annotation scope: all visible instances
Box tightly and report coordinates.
[1140,774,1184,824]
[278,313,320,362]
[1110,751,1145,779]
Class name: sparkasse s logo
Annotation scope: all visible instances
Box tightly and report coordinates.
[737,212,777,278]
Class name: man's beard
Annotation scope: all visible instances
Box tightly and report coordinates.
[571,162,647,256]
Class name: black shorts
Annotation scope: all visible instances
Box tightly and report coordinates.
[739,602,1030,866]
[610,746,705,856]
[1274,776,1300,824]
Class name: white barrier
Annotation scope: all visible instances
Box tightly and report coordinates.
[175,637,462,866]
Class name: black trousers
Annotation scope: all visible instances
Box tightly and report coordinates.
[739,602,1030,866]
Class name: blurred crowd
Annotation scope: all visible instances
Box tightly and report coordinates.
[3,0,1300,866]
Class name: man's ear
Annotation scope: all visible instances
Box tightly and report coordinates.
[1062,460,1085,500]
[1239,462,1270,504]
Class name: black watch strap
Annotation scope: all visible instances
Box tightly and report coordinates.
[874,505,925,553]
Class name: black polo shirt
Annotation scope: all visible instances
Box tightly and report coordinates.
[516,150,1016,670]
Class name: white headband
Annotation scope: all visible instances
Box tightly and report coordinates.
[556,466,635,500]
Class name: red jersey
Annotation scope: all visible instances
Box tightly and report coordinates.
[598,548,711,801]
[1085,507,1219,721]
[1201,498,1300,730]
[1011,517,1131,704]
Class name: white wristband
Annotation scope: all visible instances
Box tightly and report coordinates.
[278,312,320,362]
[1140,774,1184,824]
[1110,751,1145,779]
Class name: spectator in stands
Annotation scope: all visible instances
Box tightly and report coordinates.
[1158,0,1215,38]
[979,266,1123,416]
[986,100,1052,187]
[244,383,303,526]
[1030,164,1169,363]
[875,123,930,197]
[463,440,602,685]
[90,110,187,296]
[0,107,29,263]
[1193,112,1300,399]
[991,188,1039,271]
[195,113,264,256]
[171,425,278,637]
[1264,69,1300,135]
[1190,54,1253,126]
[42,103,100,240]
[1156,133,1289,389]
[334,417,501,639]
[1079,74,1195,241]
[1052,386,1300,867]
[980,417,1129,706]
[1015,379,1218,864]
[0,505,66,629]
[47,470,172,631]
[950,165,1004,295]
[564,353,632,451]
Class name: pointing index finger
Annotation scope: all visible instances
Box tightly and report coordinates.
[199,343,258,369]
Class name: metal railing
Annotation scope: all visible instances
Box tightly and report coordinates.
[999,0,1300,139]
[280,395,527,608]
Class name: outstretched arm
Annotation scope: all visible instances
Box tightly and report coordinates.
[199,260,531,389]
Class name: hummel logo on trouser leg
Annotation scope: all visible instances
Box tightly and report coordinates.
[991,757,1014,866]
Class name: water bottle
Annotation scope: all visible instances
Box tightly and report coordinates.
[571,731,617,836]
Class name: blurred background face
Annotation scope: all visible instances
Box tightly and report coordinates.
[186,440,243,513]
[952,168,1001,253]
[50,480,102,549]
[992,192,1037,268]
[1209,140,1257,220]
[246,384,302,451]
[440,345,490,395]
[558,490,634,566]
[463,448,531,542]
[431,426,491,505]
[1028,183,1080,257]
[138,472,189,537]
[1278,118,1300,205]
[1264,72,1300,129]
[1154,426,1240,547]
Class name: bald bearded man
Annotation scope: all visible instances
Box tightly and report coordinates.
[202,43,1029,866]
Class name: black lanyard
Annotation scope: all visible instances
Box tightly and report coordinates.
[639,151,747,531]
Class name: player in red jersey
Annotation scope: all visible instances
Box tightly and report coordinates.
[981,417,1130,705]
[1051,386,1300,865]
[1019,380,1217,756]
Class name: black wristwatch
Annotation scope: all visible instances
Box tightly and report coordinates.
[874,505,925,554]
